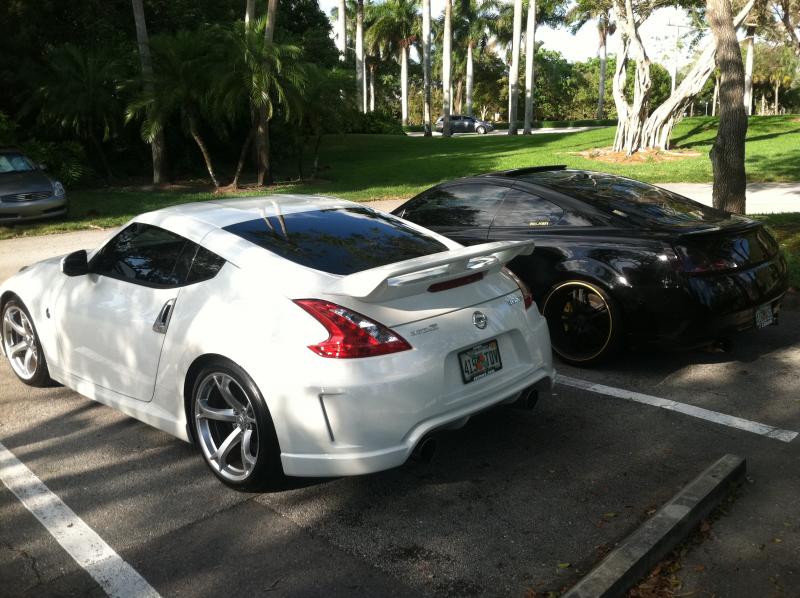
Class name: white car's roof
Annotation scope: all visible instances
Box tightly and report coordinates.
[145,194,355,228]
[133,194,361,249]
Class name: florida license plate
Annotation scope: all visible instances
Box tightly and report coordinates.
[755,303,774,329]
[458,340,502,384]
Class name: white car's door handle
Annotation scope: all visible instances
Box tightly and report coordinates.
[152,298,176,334]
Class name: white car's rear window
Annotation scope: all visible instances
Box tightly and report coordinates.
[223,207,447,275]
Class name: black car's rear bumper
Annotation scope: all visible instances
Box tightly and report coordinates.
[624,254,789,349]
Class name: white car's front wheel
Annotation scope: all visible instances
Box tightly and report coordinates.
[2,298,53,387]
[191,360,282,490]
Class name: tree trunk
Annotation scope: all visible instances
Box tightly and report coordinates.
[523,0,536,134]
[465,42,474,117]
[638,0,755,150]
[356,0,366,113]
[707,0,747,215]
[454,79,463,114]
[508,0,523,135]
[712,75,719,116]
[422,0,432,136]
[189,120,219,188]
[370,64,376,112]
[761,93,765,115]
[245,0,255,27]
[611,37,630,150]
[90,134,114,183]
[264,0,277,42]
[777,0,800,55]
[401,45,409,125]
[337,0,347,61]
[597,26,607,120]
[256,0,278,185]
[774,80,780,114]
[312,134,323,178]
[131,0,167,184]
[743,25,755,115]
[611,0,651,155]
[232,123,257,188]
[442,0,453,136]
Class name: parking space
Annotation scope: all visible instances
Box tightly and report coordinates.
[1,229,799,596]
[2,309,799,596]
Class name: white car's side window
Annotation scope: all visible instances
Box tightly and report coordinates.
[91,223,224,288]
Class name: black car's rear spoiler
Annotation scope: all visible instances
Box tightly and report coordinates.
[480,165,567,178]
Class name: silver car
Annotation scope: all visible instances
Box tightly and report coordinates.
[0,148,67,223]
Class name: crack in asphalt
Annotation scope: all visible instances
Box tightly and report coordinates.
[2,539,44,587]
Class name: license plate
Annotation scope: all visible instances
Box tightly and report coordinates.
[755,303,774,329]
[458,340,502,384]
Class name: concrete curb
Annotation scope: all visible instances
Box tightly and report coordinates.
[563,454,746,598]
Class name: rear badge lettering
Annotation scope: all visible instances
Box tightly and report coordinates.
[506,296,521,306]
[410,323,439,336]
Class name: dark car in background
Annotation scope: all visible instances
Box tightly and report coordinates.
[393,166,788,365]
[0,148,67,223]
[434,115,494,134]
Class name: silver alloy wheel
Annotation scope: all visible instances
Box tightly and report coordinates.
[2,305,39,380]
[194,372,259,482]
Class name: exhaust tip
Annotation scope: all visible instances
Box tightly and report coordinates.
[412,437,437,463]
[510,388,539,410]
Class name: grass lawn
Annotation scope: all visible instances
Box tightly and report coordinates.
[756,214,800,290]
[1,115,799,243]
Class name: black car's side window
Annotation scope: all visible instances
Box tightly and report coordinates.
[91,223,224,288]
[402,184,509,227]
[491,189,564,228]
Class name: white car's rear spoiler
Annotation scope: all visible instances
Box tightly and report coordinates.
[326,240,535,303]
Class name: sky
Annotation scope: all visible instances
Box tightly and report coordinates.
[316,0,704,71]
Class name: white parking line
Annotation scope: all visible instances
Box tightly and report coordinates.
[557,375,799,443]
[0,440,161,597]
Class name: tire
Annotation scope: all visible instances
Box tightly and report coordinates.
[476,125,486,134]
[190,359,283,491]
[541,280,622,366]
[2,298,53,387]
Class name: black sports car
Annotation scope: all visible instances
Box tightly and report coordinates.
[392,166,788,365]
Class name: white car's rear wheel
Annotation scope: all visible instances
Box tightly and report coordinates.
[192,361,282,490]
[2,299,52,387]
[476,125,487,134]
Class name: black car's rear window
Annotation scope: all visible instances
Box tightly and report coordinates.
[515,170,736,227]
[223,207,448,275]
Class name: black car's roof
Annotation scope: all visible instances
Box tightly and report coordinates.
[432,166,751,232]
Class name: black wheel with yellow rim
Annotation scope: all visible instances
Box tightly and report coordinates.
[542,280,621,366]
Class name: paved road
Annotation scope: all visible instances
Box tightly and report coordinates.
[405,126,606,138]
[1,214,800,597]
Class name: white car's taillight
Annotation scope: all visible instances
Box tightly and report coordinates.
[293,299,412,358]
[502,267,534,309]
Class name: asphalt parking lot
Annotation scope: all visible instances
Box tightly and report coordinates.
[2,230,799,597]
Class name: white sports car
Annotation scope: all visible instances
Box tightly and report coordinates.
[1,196,555,489]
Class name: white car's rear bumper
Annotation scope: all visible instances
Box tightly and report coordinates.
[274,300,555,477]
[280,364,554,477]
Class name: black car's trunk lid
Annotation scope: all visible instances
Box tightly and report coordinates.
[671,221,781,274]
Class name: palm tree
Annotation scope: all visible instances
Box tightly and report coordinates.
[127,30,226,187]
[222,23,307,188]
[131,0,167,184]
[31,44,125,182]
[337,0,347,60]
[508,0,523,134]
[565,0,615,120]
[442,0,453,136]
[453,0,498,118]
[422,0,432,135]
[367,0,419,126]
[522,0,536,133]
[356,0,367,112]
